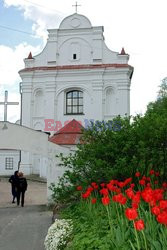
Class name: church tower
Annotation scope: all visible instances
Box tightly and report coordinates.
[19,13,133,132]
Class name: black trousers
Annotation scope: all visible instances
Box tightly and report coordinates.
[11,186,17,201]
[17,190,25,206]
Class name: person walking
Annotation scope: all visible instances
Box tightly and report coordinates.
[17,172,28,207]
[9,171,19,203]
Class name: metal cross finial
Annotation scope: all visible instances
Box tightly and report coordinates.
[72,1,81,13]
[0,90,19,122]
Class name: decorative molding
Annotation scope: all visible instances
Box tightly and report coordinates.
[20,64,132,73]
[71,18,81,28]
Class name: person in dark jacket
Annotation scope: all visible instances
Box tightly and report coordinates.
[17,172,28,207]
[9,171,19,203]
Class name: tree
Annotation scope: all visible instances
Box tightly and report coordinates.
[51,82,167,203]
[157,77,167,99]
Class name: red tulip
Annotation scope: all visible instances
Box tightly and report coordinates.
[132,193,140,204]
[112,193,127,205]
[118,181,125,188]
[130,183,135,188]
[156,211,167,225]
[159,200,167,210]
[155,171,160,177]
[125,208,138,220]
[115,188,121,193]
[125,188,134,199]
[153,189,164,202]
[134,219,145,231]
[162,182,167,189]
[76,185,82,191]
[124,177,132,185]
[82,191,91,199]
[149,169,155,175]
[141,187,153,203]
[139,179,146,186]
[91,198,97,204]
[100,188,109,196]
[135,172,140,177]
[102,196,110,206]
[146,177,151,182]
[149,199,156,207]
[87,187,94,192]
[107,183,115,191]
[151,206,161,216]
[109,180,116,185]
[132,202,139,209]
[91,182,98,190]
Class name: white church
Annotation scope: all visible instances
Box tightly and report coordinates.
[0,12,133,181]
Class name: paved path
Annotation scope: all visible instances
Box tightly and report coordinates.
[0,178,52,250]
[0,177,47,207]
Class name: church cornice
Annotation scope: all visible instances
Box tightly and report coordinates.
[19,63,133,73]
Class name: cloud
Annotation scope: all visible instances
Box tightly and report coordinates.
[0,43,41,122]
[3,0,65,39]
[0,43,41,85]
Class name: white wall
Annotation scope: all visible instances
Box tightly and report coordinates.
[47,144,73,203]
[0,122,49,156]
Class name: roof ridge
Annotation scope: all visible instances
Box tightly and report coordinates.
[53,119,84,135]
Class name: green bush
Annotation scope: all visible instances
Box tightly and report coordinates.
[50,95,167,203]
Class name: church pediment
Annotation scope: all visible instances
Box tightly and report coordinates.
[59,13,92,30]
[21,12,132,69]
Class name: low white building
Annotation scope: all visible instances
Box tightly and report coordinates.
[0,121,73,201]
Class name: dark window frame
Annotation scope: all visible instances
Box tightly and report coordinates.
[66,90,83,115]
[5,157,14,170]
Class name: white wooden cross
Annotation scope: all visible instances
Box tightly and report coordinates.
[72,1,81,13]
[0,90,19,122]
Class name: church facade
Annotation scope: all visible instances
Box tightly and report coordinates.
[18,13,133,176]
[19,13,133,133]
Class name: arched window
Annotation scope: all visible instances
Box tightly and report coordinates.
[66,90,83,114]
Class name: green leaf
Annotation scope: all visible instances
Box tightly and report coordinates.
[152,241,162,250]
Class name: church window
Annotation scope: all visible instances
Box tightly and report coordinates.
[66,90,83,114]
[5,157,13,170]
[73,54,77,60]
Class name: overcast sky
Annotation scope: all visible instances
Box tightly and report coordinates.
[0,0,167,122]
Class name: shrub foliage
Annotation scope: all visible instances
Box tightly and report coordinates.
[50,93,167,203]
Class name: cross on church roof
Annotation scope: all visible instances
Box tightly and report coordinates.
[0,90,19,122]
[72,1,81,13]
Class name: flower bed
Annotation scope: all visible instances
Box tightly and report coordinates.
[61,170,167,249]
